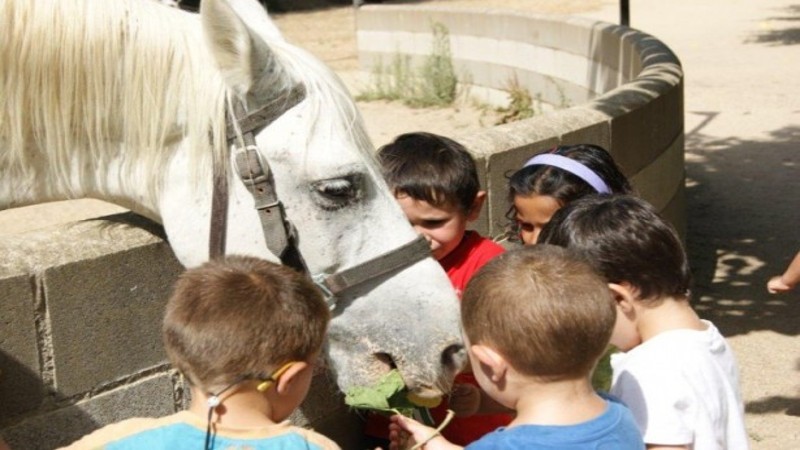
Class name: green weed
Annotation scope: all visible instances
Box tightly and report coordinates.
[358,22,458,108]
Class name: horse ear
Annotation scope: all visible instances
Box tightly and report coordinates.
[200,0,287,98]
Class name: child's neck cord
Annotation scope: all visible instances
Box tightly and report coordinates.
[203,362,297,450]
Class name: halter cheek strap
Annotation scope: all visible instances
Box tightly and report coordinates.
[523,153,612,194]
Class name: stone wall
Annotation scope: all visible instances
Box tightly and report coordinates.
[0,214,360,449]
[357,5,685,238]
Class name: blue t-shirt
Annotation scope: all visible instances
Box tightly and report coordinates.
[59,411,340,449]
[465,398,643,450]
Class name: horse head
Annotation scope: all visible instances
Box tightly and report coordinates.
[156,0,466,397]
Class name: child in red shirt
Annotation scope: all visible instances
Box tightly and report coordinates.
[363,132,511,447]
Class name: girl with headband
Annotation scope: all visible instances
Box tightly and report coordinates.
[506,144,632,244]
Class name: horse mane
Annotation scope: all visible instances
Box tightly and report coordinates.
[0,0,372,210]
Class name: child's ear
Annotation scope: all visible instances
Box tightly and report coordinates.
[467,191,487,221]
[608,282,637,314]
[274,362,310,395]
[470,344,507,382]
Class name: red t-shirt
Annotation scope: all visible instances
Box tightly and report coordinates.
[364,231,511,445]
[439,230,505,296]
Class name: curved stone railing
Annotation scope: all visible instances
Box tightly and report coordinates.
[357,5,685,238]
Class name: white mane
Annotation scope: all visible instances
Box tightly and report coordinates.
[0,0,372,208]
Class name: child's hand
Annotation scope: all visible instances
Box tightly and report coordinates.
[448,383,480,417]
[767,276,795,294]
[389,415,462,450]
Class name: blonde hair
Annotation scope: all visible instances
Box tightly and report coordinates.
[0,0,229,205]
[462,245,615,380]
[0,0,375,210]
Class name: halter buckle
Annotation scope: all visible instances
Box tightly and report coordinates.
[233,145,270,186]
[312,273,337,310]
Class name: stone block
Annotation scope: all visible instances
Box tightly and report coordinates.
[0,213,182,397]
[2,372,175,450]
[46,240,181,396]
[472,153,490,237]
[659,182,687,242]
[630,133,685,211]
[557,108,613,152]
[0,270,43,423]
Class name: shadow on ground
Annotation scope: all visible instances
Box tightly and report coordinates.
[684,118,800,338]
[745,4,800,46]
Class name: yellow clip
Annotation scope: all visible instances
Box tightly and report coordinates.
[256,361,298,392]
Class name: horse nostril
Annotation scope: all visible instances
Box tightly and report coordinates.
[373,352,397,371]
[441,344,467,373]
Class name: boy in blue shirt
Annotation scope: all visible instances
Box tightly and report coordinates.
[61,256,338,450]
[388,245,643,449]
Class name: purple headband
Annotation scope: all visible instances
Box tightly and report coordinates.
[523,154,611,194]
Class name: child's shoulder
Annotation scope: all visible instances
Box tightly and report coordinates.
[59,415,341,450]
[58,413,189,449]
[619,320,732,362]
[283,425,341,450]
[464,230,505,258]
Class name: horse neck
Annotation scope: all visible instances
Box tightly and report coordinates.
[0,141,171,221]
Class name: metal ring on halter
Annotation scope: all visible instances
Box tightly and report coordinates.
[312,273,337,310]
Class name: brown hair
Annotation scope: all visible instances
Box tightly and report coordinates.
[461,245,615,380]
[163,256,330,390]
[538,195,691,302]
[377,132,480,214]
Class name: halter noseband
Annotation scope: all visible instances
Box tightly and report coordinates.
[209,85,431,310]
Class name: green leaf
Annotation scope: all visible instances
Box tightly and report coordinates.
[344,369,419,418]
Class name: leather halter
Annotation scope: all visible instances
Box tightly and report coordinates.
[209,86,432,309]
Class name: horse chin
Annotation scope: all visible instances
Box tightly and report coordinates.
[374,352,450,398]
[408,385,447,400]
[326,343,460,398]
[381,347,467,399]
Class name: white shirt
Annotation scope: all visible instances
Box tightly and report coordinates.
[610,320,749,450]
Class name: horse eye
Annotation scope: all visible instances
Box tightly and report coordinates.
[311,175,362,210]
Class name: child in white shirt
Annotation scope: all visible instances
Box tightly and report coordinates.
[539,194,749,450]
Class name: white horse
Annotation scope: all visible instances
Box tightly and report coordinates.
[0,0,464,398]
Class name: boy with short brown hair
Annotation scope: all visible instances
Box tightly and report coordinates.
[390,245,644,449]
[61,256,338,450]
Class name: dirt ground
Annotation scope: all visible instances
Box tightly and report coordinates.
[1,1,797,448]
